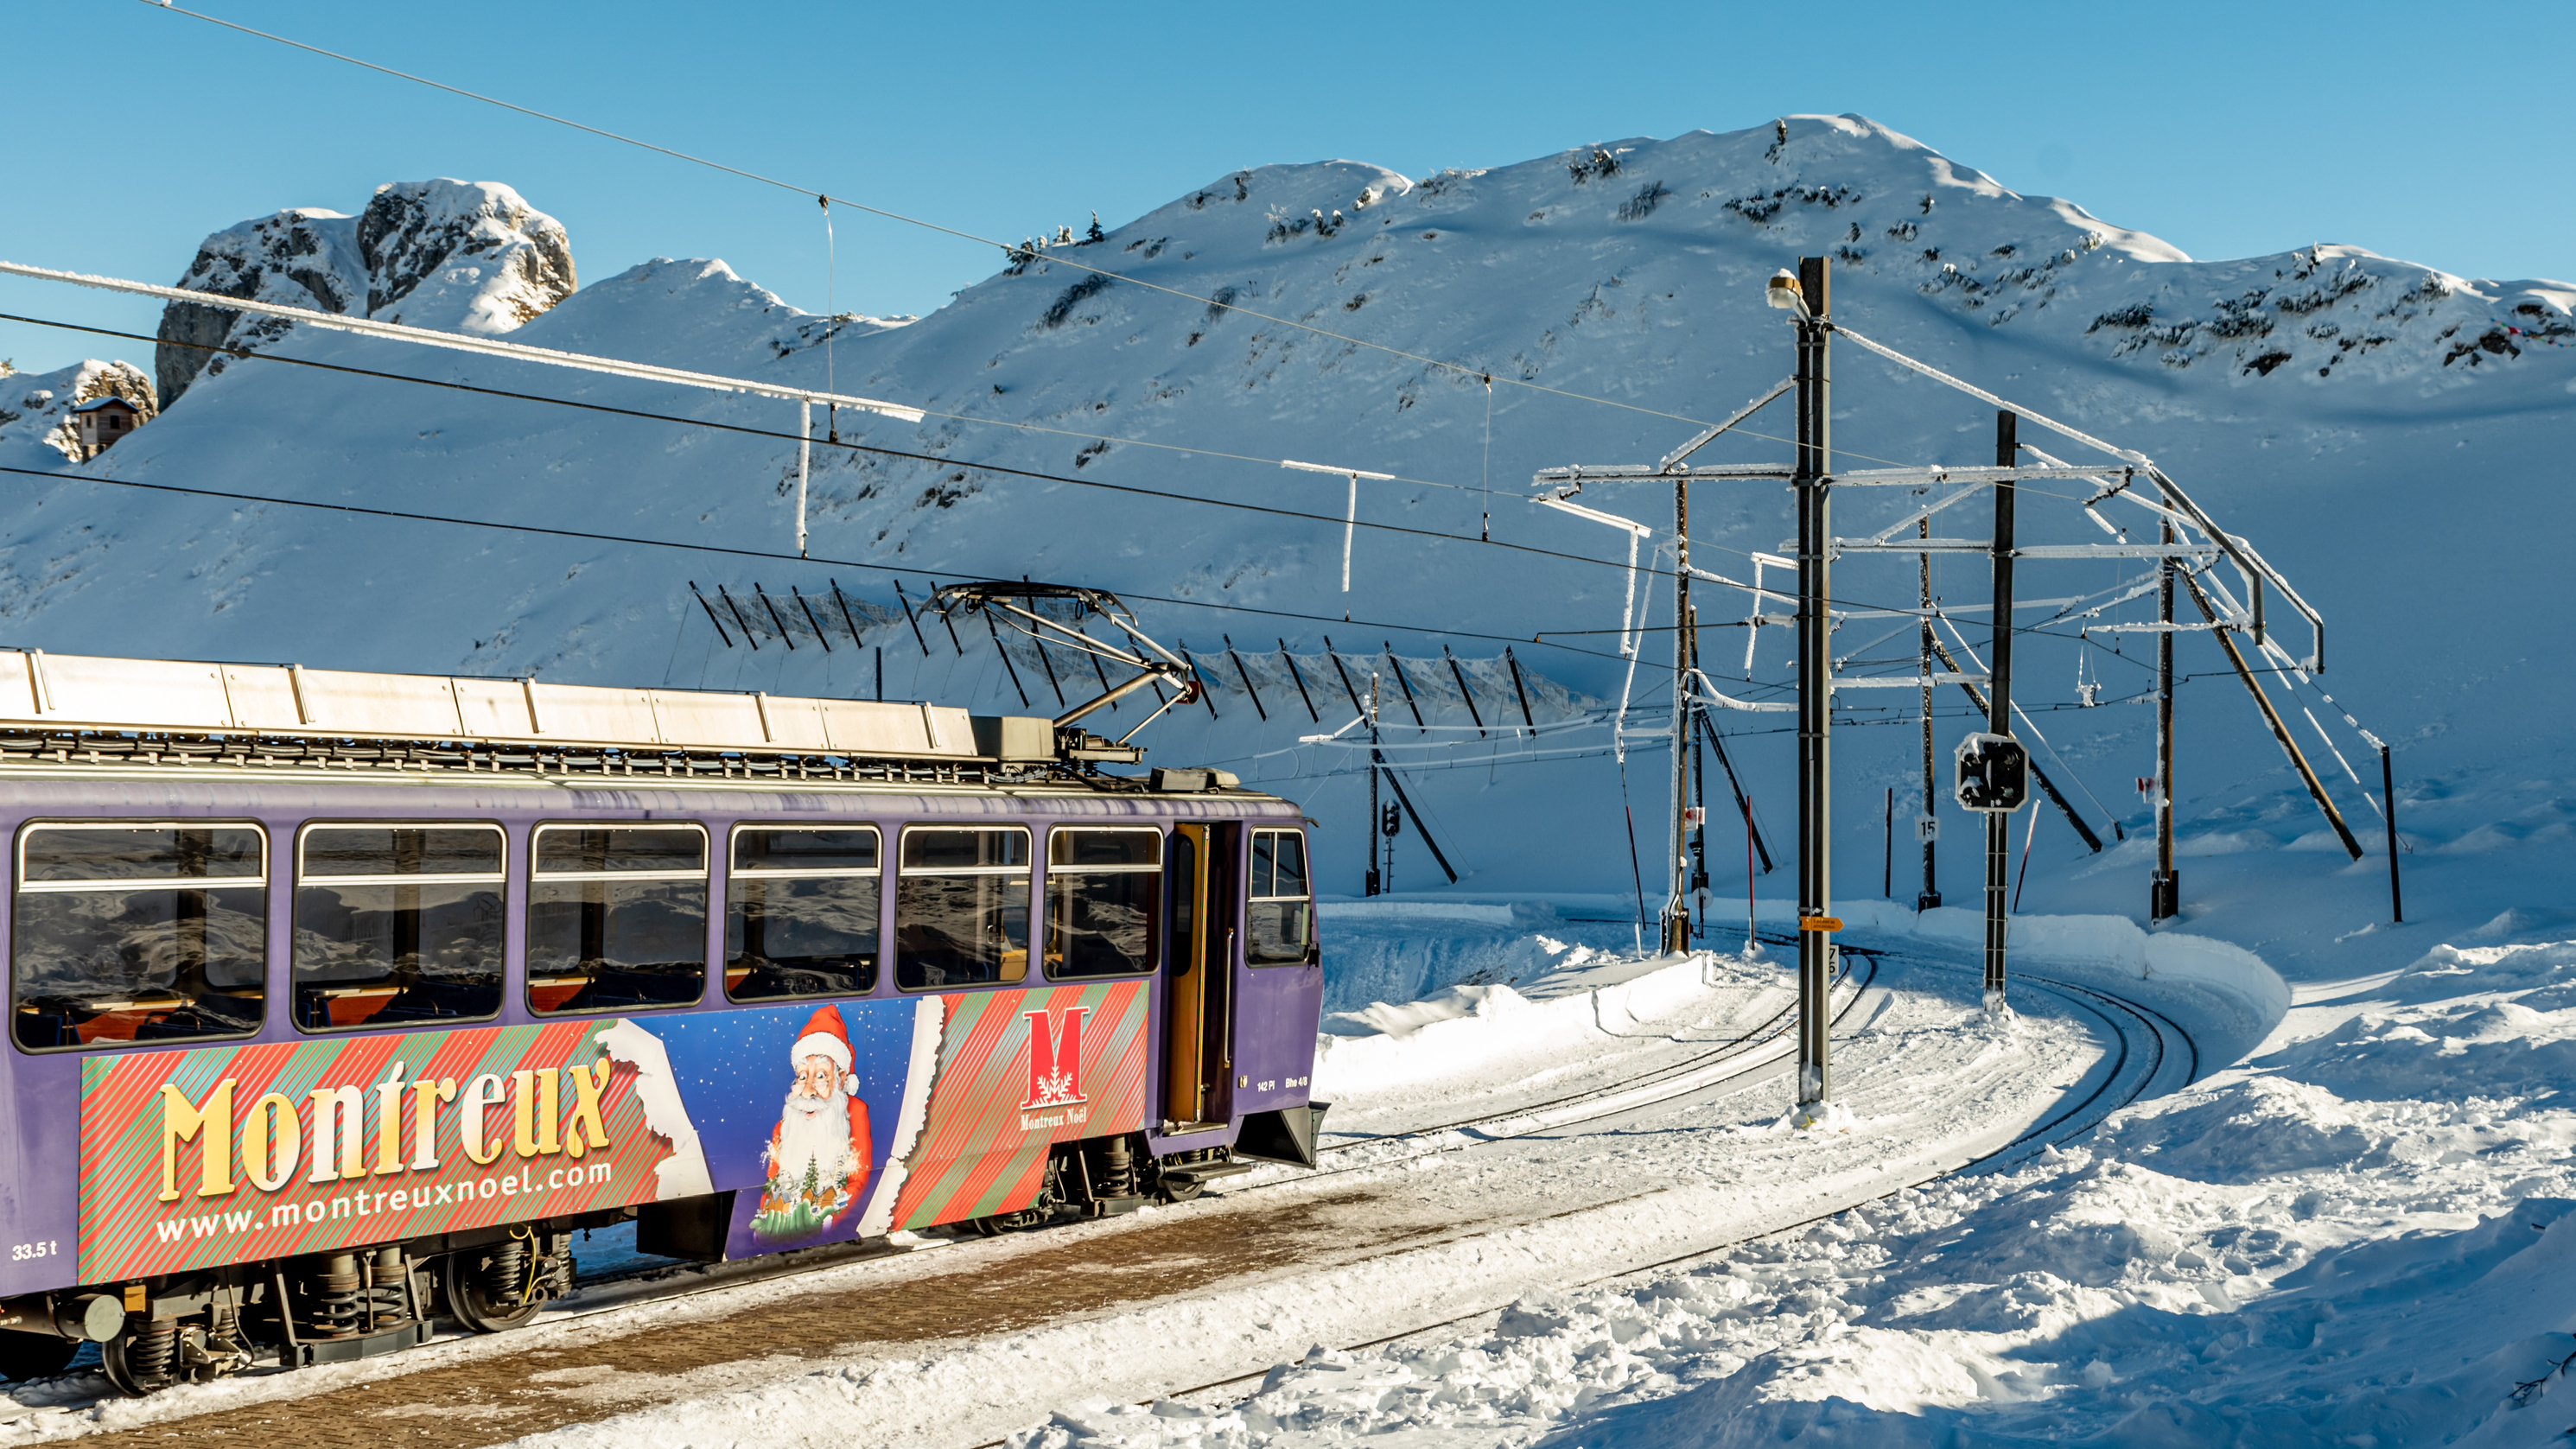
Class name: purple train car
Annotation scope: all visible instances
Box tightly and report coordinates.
[0,646,1325,1392]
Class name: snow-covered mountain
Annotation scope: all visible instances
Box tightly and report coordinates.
[7,116,2573,975]
[153,178,574,404]
[10,114,2571,1448]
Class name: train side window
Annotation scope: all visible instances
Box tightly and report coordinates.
[1044,828,1161,979]
[728,826,881,1001]
[1246,828,1315,965]
[12,823,267,1050]
[294,824,506,1032]
[526,825,708,1014]
[895,827,1030,990]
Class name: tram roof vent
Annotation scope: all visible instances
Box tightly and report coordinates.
[970,715,1056,763]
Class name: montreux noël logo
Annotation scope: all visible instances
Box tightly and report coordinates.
[154,1059,614,1203]
[1020,1006,1089,1115]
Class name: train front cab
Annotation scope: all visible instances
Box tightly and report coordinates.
[1150,822,1324,1188]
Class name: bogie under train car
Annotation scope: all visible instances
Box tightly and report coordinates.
[0,651,1326,1392]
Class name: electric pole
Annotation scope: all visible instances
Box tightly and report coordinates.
[1984,410,2016,1010]
[1918,506,1940,910]
[1689,617,1711,938]
[2153,516,2178,920]
[1364,675,1383,897]
[1793,256,1835,1122]
[1664,465,1694,954]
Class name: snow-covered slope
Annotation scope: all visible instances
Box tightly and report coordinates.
[995,920,2576,1449]
[3,116,2572,966]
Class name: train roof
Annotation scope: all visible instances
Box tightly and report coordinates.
[0,649,1280,806]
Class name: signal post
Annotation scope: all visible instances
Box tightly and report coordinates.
[1984,411,2017,1010]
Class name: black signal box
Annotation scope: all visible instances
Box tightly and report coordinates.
[1954,732,2031,812]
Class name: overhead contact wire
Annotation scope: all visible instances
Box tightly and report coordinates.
[0,464,1644,666]
[0,312,1975,626]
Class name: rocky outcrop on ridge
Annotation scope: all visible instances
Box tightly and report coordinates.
[155,180,575,406]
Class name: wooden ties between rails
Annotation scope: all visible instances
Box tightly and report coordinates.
[64,1190,1421,1449]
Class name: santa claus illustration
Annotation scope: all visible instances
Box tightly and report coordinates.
[750,1003,875,1242]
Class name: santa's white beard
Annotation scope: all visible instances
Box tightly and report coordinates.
[773,1090,856,1192]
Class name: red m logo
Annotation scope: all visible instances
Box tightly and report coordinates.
[1021,1005,1089,1110]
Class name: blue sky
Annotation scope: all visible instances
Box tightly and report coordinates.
[4,0,2566,375]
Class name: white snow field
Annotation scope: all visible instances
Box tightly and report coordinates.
[0,113,2572,1445]
[999,914,2576,1449]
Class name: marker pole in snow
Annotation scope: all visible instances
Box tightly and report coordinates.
[1883,787,1892,899]
[1793,256,1835,1120]
[1984,411,2016,1011]
[2153,516,2180,921]
[2382,746,2402,923]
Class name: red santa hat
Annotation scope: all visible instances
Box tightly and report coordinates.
[791,1004,858,1094]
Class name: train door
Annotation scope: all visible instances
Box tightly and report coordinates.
[1163,823,1237,1129]
[1235,825,1323,1107]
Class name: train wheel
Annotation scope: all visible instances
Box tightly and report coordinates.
[440,1241,543,1334]
[0,1331,79,1384]
[99,1322,176,1396]
[1155,1176,1204,1205]
[969,1206,1049,1236]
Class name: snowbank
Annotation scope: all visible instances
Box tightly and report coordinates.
[1313,949,1728,1097]
[1312,896,1637,1015]
[1712,896,2293,1054]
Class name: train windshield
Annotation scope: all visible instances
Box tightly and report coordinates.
[526,825,709,1014]
[1044,828,1161,979]
[1246,829,1315,964]
[12,823,267,1049]
[293,824,506,1031]
[895,827,1030,990]
[727,827,881,1001]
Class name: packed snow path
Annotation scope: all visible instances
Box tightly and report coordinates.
[0,931,2217,1449]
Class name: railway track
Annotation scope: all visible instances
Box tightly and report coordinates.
[543,941,1880,1297]
[1961,965,2199,1170]
[534,944,2203,1449]
[1261,944,1882,1187]
[959,944,2208,1446]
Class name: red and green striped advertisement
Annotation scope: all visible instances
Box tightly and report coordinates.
[80,1022,675,1283]
[889,980,1147,1229]
[80,980,1154,1282]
